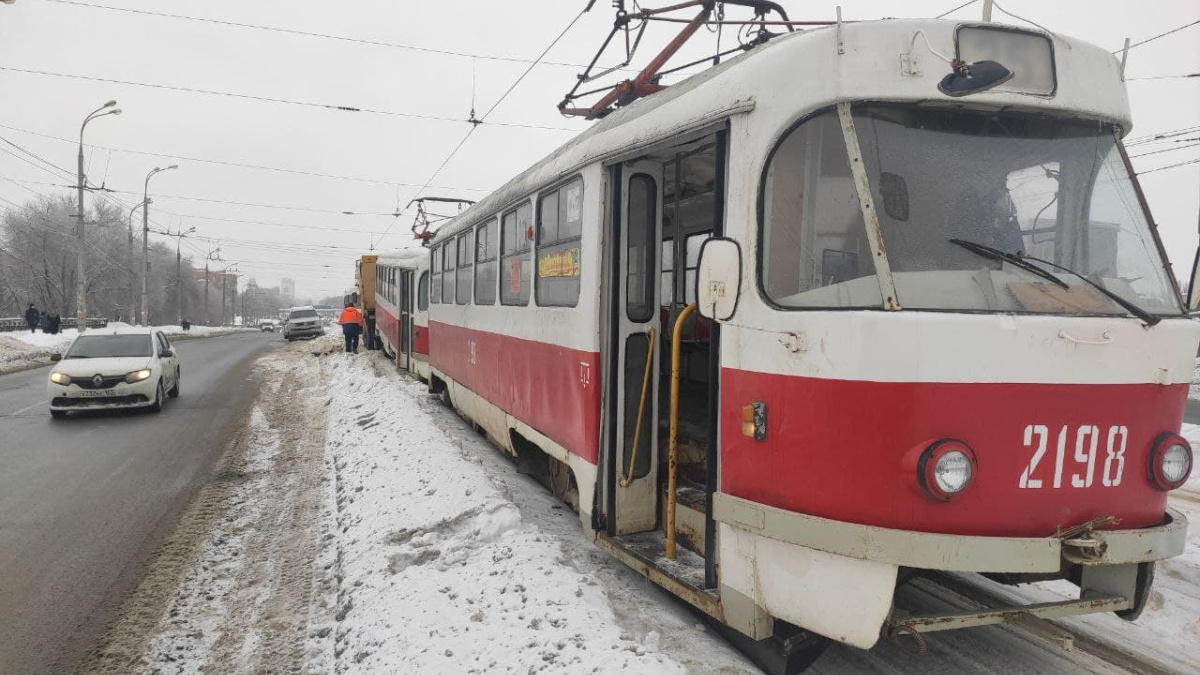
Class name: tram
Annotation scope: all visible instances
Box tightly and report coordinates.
[390,16,1194,672]
[374,250,431,381]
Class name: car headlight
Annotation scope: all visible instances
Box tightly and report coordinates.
[49,372,70,385]
[125,368,153,384]
[1149,433,1193,491]
[919,439,977,501]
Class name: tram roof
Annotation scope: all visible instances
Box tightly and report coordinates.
[430,17,1129,245]
[376,249,427,267]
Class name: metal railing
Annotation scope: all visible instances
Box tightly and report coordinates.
[0,317,108,332]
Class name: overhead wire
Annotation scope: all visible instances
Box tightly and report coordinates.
[0,66,579,132]
[1117,18,1200,52]
[374,3,592,244]
[37,0,629,73]
[934,0,980,19]
[0,121,493,192]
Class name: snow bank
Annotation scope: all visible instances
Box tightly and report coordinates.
[311,352,687,674]
[0,324,251,374]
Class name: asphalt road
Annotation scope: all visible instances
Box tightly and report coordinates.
[0,331,277,675]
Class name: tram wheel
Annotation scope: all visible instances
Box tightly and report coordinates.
[707,618,830,675]
[547,456,579,512]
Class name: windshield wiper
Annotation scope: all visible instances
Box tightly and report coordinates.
[949,238,1069,289]
[1018,253,1160,327]
[949,238,1160,327]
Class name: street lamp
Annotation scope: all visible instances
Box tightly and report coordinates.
[127,201,147,323]
[140,164,178,325]
[76,100,121,331]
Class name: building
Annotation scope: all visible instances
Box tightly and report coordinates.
[280,278,295,306]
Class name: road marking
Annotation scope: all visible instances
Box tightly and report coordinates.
[3,400,45,416]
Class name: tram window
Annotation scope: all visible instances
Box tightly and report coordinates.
[501,202,533,306]
[442,241,456,305]
[684,232,710,304]
[430,246,441,305]
[762,109,881,308]
[418,271,429,311]
[475,217,498,305]
[660,238,675,305]
[536,177,583,307]
[456,231,473,305]
[626,174,657,322]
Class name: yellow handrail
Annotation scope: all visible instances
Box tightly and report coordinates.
[666,303,697,559]
[618,326,656,488]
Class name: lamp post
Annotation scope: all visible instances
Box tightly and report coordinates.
[127,202,146,323]
[77,100,121,331]
[140,165,178,325]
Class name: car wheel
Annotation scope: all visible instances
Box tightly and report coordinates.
[167,369,180,398]
[149,380,165,413]
[50,410,67,419]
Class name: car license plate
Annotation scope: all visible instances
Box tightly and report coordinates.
[79,389,115,398]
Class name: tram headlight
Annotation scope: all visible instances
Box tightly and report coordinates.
[918,440,977,502]
[1149,434,1193,491]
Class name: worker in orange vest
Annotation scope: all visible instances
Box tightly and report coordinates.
[338,301,365,353]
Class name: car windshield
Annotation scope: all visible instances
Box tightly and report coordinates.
[290,309,318,319]
[761,105,1182,316]
[65,334,152,359]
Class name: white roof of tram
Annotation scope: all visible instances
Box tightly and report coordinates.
[376,249,428,269]
[430,18,1131,245]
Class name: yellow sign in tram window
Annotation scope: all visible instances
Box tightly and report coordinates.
[538,247,581,278]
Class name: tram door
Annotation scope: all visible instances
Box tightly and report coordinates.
[399,270,413,370]
[612,161,664,534]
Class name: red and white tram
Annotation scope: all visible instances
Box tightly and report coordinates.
[374,250,432,381]
[412,16,1195,671]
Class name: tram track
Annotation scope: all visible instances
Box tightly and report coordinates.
[918,572,1185,675]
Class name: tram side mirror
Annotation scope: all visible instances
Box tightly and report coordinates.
[696,237,741,322]
[938,60,1014,97]
[1187,246,1200,313]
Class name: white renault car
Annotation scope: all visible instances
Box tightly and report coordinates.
[47,326,180,418]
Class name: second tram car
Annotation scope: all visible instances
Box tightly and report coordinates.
[374,250,432,381]
[371,17,1195,672]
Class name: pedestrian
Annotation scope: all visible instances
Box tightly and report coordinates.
[24,303,39,333]
[181,319,191,332]
[49,312,61,335]
[338,301,364,354]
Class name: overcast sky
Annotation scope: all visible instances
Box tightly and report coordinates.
[0,0,1196,300]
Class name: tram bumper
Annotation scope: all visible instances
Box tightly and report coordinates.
[713,493,1187,647]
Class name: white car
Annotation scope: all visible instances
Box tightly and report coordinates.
[47,326,180,418]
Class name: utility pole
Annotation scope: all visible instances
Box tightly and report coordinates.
[149,225,196,325]
[204,246,220,326]
[77,100,121,331]
[140,165,178,325]
[127,202,146,323]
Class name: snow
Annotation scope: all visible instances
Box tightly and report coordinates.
[312,348,692,674]
[0,324,251,374]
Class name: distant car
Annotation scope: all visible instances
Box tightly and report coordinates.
[282,306,324,341]
[47,327,180,418]
[260,320,277,332]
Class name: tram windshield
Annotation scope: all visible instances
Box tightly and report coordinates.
[761,105,1182,316]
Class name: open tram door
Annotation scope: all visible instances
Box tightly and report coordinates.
[601,129,727,592]
[607,159,665,535]
[398,269,414,371]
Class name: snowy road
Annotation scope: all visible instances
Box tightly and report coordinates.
[73,337,1199,675]
[0,331,276,675]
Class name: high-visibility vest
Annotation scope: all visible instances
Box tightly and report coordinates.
[339,307,363,325]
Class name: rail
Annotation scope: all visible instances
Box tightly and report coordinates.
[666,302,697,559]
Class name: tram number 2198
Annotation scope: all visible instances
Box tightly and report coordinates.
[1019,424,1128,489]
